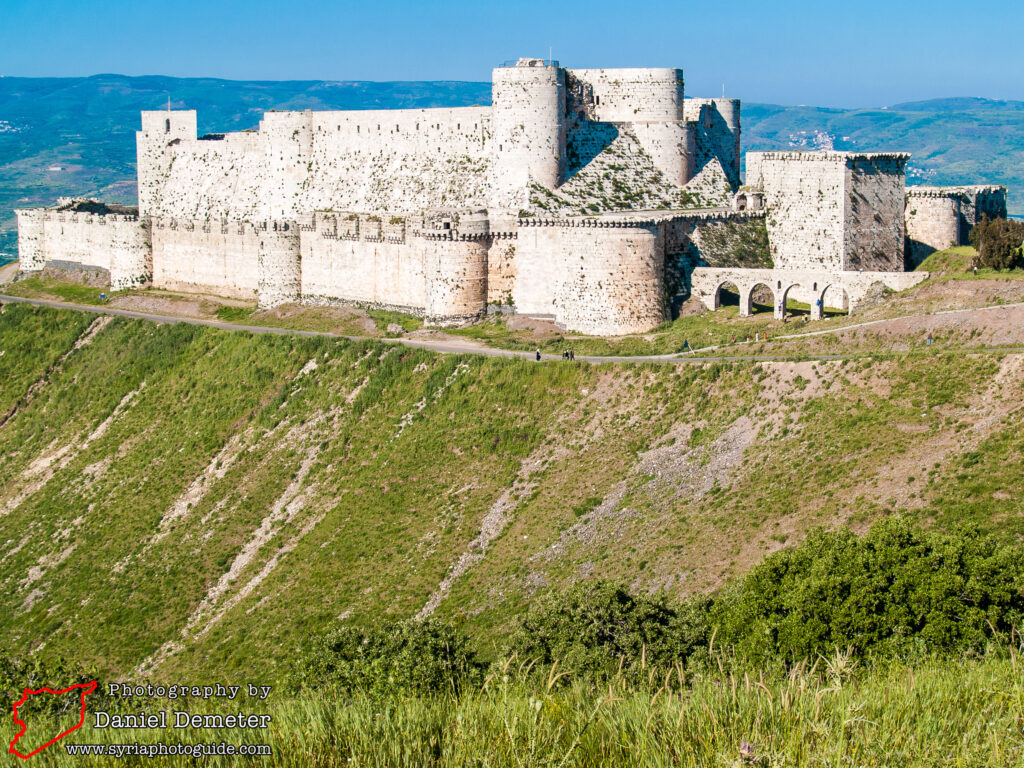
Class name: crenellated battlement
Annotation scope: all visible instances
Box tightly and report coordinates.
[19,57,1011,337]
[907,184,1007,198]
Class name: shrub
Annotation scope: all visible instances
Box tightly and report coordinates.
[710,518,1024,665]
[969,216,1024,270]
[504,581,708,680]
[0,655,109,719]
[296,618,483,696]
[505,520,1024,678]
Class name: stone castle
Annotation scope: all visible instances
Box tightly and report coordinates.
[15,58,1009,335]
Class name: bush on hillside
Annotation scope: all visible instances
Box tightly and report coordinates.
[710,518,1024,665]
[969,216,1024,270]
[504,581,710,680]
[0,655,107,719]
[297,618,483,696]
[504,520,1024,677]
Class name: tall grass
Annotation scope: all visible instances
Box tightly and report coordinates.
[3,655,1021,766]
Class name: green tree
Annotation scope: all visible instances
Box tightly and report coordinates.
[969,216,1024,270]
[710,518,1024,665]
[504,581,708,681]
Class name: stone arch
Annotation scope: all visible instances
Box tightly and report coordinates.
[741,282,775,317]
[713,280,741,310]
[813,283,850,320]
[775,283,802,320]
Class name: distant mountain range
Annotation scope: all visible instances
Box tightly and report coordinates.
[1,75,1021,264]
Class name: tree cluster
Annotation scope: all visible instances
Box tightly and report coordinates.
[969,216,1024,270]
[296,519,1024,694]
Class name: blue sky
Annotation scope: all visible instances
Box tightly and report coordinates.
[0,0,1021,107]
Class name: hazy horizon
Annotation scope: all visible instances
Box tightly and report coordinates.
[1,0,1022,109]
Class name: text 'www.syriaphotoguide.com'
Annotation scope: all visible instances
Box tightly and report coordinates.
[64,742,272,758]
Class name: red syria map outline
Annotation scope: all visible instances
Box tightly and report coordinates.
[8,680,98,759]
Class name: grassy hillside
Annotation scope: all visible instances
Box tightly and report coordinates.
[1,303,1023,684]
[1,75,1021,262]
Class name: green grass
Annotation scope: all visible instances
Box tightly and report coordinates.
[4,276,115,304]
[448,307,789,357]
[214,305,255,322]
[1,656,1021,766]
[916,245,1024,286]
[364,307,424,334]
[2,305,1024,687]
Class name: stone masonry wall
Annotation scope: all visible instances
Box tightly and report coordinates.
[16,209,151,289]
[750,152,848,270]
[299,213,427,313]
[843,155,907,271]
[684,98,741,189]
[14,210,45,271]
[299,212,489,323]
[569,68,684,123]
[486,238,517,306]
[138,107,493,221]
[151,219,259,299]
[750,151,908,273]
[491,61,565,207]
[905,185,1009,266]
[257,220,301,308]
[515,218,667,335]
[905,189,962,265]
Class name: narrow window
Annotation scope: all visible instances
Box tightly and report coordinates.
[165,119,171,132]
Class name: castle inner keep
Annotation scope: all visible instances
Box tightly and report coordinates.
[15,59,1009,335]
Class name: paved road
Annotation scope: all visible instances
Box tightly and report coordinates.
[1,293,1020,365]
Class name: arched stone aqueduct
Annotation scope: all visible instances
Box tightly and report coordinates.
[690,267,929,320]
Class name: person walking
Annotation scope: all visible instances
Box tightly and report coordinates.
[536,349,541,362]
[569,349,575,361]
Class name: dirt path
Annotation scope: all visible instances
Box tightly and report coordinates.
[3,293,1022,365]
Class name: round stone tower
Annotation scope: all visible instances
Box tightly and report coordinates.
[422,234,488,325]
[256,220,301,308]
[711,98,741,186]
[491,59,566,206]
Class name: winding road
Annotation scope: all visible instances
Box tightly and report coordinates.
[2,292,1022,364]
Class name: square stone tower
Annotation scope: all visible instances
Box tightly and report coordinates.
[747,151,909,272]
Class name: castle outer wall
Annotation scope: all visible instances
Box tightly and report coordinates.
[746,151,909,272]
[905,185,1008,265]
[25,59,1011,336]
[14,208,151,290]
